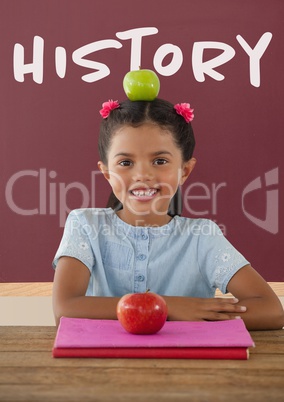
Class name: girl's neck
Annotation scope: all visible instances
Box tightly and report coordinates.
[116,209,173,227]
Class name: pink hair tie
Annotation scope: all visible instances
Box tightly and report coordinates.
[174,103,194,123]
[99,99,120,118]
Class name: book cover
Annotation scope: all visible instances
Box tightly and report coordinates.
[52,317,254,359]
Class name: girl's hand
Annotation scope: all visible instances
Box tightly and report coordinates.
[163,265,284,330]
[163,296,246,322]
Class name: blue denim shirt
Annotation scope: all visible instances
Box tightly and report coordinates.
[52,208,249,297]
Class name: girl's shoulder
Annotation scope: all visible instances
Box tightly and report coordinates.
[67,207,115,223]
[174,216,223,236]
[70,207,113,215]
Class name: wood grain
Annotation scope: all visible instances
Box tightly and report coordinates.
[0,326,283,402]
[1,282,283,296]
[0,282,53,296]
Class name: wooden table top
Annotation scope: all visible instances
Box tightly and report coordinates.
[0,326,283,402]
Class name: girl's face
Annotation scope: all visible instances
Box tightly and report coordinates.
[98,123,196,226]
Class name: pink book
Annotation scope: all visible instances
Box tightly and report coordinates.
[52,317,255,359]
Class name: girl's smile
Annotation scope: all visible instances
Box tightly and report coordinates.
[129,187,158,200]
[98,123,196,226]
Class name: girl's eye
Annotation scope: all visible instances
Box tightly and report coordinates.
[154,158,168,165]
[119,160,132,167]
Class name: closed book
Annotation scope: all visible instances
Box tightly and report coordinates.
[52,317,254,360]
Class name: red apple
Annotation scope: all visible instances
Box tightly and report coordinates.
[117,291,168,335]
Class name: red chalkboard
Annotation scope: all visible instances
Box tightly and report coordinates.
[0,0,283,282]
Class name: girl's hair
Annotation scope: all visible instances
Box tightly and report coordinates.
[98,98,195,216]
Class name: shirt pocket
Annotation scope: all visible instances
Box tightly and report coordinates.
[102,241,133,271]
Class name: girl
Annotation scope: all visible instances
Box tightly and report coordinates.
[52,98,284,330]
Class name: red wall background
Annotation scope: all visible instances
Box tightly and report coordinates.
[0,0,283,282]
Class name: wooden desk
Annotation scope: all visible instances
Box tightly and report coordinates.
[0,326,283,401]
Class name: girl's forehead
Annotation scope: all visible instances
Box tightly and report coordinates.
[108,125,182,159]
[113,123,174,141]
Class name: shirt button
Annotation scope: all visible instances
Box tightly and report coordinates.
[137,254,146,261]
[137,275,145,282]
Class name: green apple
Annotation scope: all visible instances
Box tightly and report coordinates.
[123,69,160,101]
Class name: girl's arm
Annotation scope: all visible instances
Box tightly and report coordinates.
[164,265,284,330]
[53,258,284,330]
[53,256,241,326]
[52,256,120,326]
[226,264,284,330]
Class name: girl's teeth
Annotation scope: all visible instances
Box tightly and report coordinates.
[132,189,157,197]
